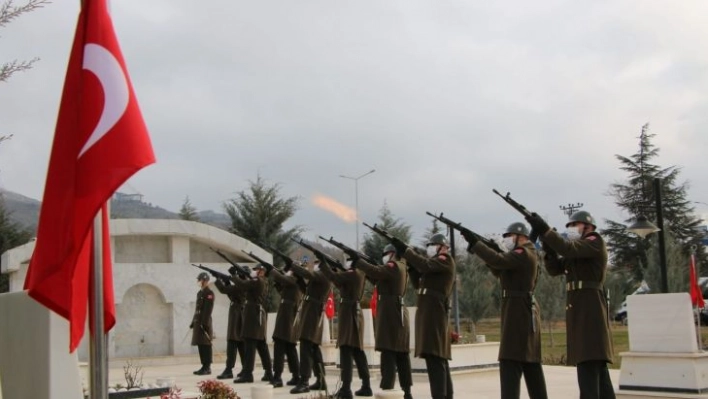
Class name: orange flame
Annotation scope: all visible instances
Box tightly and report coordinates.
[312,194,357,223]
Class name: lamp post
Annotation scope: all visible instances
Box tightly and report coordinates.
[628,177,668,293]
[339,169,376,250]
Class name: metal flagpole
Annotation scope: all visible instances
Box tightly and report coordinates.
[89,208,108,399]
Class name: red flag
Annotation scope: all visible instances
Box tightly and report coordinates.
[24,0,155,352]
[690,253,705,309]
[325,290,335,320]
[370,285,378,318]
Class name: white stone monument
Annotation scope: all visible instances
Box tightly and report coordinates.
[618,293,708,398]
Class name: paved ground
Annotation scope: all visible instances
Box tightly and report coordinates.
[107,360,621,399]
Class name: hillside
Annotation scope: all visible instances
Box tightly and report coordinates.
[0,189,231,233]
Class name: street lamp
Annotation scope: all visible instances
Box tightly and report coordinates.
[339,169,376,250]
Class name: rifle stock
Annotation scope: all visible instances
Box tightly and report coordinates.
[241,250,276,274]
[425,211,503,253]
[263,245,294,271]
[290,238,346,272]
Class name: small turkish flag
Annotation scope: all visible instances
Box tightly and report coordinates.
[325,290,335,320]
[24,0,155,352]
[689,253,705,309]
[370,286,378,318]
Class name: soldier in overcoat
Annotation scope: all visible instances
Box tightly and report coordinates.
[318,254,372,399]
[268,266,303,387]
[465,222,548,399]
[390,233,455,399]
[231,265,273,383]
[191,272,214,375]
[289,259,332,394]
[527,210,615,399]
[355,243,413,399]
[214,270,246,380]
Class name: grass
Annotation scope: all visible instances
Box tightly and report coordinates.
[458,318,708,369]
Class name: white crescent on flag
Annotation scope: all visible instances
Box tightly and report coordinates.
[78,43,129,158]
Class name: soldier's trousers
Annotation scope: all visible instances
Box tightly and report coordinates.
[197,344,212,368]
[225,339,245,370]
[499,360,548,399]
[256,339,273,372]
[380,350,412,391]
[339,345,370,388]
[577,360,616,399]
[425,355,453,399]
[273,338,299,378]
[299,339,325,382]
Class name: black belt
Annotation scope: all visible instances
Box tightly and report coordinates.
[377,294,403,303]
[280,298,297,304]
[339,298,359,304]
[303,295,325,305]
[502,290,532,298]
[566,280,603,291]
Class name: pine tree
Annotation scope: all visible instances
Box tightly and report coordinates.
[0,195,32,292]
[223,175,303,311]
[457,253,497,339]
[178,196,200,221]
[603,124,706,293]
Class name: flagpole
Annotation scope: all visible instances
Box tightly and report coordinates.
[89,209,108,399]
[692,246,703,351]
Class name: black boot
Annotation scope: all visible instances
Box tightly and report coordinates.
[286,375,300,386]
[216,368,233,379]
[261,369,274,382]
[270,375,283,388]
[309,376,326,390]
[403,392,413,399]
[355,380,372,397]
[233,374,253,383]
[334,387,354,399]
[290,382,310,394]
[192,366,205,375]
[193,366,211,376]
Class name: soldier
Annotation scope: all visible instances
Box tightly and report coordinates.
[354,244,413,399]
[213,267,247,380]
[526,210,616,399]
[289,259,332,394]
[268,266,304,387]
[464,222,548,399]
[318,253,372,399]
[389,233,455,399]
[231,265,273,384]
[191,272,215,375]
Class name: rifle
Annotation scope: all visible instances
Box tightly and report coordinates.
[192,263,232,282]
[209,247,251,279]
[362,222,398,243]
[263,244,295,271]
[425,212,503,254]
[491,189,540,243]
[242,250,276,274]
[290,238,347,272]
[318,235,378,265]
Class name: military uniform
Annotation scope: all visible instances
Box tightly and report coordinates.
[231,273,272,383]
[320,261,371,398]
[289,262,332,394]
[404,247,455,399]
[191,285,214,372]
[214,278,246,379]
[269,269,303,386]
[471,240,548,399]
[542,228,615,398]
[356,258,412,397]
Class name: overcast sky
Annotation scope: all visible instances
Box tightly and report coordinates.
[1,0,707,248]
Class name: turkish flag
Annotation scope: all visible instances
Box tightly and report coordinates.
[325,290,335,320]
[24,0,155,352]
[689,253,705,309]
[370,285,378,318]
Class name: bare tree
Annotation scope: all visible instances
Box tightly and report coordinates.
[1,0,50,83]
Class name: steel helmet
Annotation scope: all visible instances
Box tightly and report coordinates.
[197,272,210,281]
[566,210,596,228]
[427,233,449,247]
[383,244,397,255]
[503,222,530,237]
